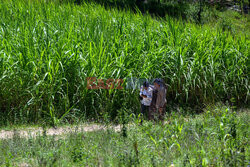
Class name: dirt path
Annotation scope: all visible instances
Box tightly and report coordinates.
[0,120,174,140]
[0,124,122,139]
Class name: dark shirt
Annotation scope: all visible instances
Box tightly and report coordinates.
[151,88,158,107]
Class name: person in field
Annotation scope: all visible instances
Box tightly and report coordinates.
[149,78,167,121]
[139,81,153,124]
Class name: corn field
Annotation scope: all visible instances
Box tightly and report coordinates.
[0,0,249,125]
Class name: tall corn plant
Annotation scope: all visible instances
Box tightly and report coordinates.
[0,0,248,124]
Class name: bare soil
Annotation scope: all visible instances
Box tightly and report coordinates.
[0,124,122,139]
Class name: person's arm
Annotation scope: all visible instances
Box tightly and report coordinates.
[140,86,147,98]
[155,89,162,109]
[158,87,166,107]
[151,89,158,106]
[147,87,153,100]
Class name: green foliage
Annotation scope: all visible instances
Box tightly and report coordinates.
[0,0,249,124]
[0,107,249,166]
[218,17,235,32]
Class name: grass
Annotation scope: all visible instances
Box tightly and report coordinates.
[0,106,249,166]
[0,0,249,126]
[0,1,249,166]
